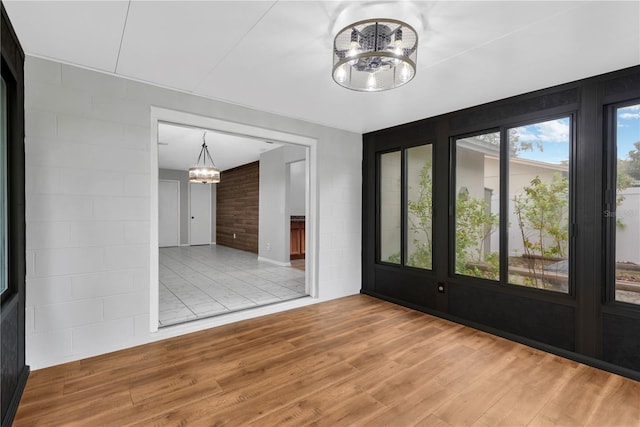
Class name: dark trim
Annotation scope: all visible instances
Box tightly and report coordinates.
[1,3,28,426]
[445,273,576,307]
[400,147,407,266]
[1,366,28,427]
[448,135,457,279]
[603,97,640,310]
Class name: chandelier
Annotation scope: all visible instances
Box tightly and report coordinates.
[188,131,220,184]
[332,19,418,92]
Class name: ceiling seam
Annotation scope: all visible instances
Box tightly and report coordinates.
[114,0,132,74]
[421,2,588,71]
[191,0,279,93]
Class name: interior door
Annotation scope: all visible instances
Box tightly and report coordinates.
[189,182,211,246]
[158,180,179,247]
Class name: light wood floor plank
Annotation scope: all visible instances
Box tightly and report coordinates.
[14,295,640,426]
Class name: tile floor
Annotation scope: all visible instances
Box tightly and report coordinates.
[159,245,307,327]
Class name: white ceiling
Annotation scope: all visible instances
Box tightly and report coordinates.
[157,123,281,171]
[4,1,640,134]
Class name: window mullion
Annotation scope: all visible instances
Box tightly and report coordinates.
[499,127,509,285]
[401,148,407,266]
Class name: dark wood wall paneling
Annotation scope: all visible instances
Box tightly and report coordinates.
[362,65,640,382]
[216,161,259,253]
[1,3,29,426]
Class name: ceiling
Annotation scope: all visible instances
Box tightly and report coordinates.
[4,1,640,134]
[157,123,281,171]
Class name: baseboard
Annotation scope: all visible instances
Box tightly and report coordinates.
[257,256,291,267]
[2,365,29,427]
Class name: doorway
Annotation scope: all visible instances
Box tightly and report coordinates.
[150,108,318,331]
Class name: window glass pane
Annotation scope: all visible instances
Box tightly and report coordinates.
[1,76,7,295]
[380,151,401,264]
[406,145,433,269]
[454,132,500,280]
[507,117,571,292]
[615,103,640,305]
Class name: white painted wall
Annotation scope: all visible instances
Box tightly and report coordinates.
[616,187,640,265]
[289,160,306,217]
[258,145,306,265]
[24,56,362,369]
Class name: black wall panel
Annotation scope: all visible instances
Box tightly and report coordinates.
[449,88,579,131]
[374,267,437,309]
[449,284,575,351]
[602,313,640,372]
[362,65,640,382]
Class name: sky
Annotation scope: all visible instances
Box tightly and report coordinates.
[617,104,640,160]
[509,103,640,165]
[512,117,571,164]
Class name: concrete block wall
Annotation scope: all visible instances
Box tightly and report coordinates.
[24,56,362,369]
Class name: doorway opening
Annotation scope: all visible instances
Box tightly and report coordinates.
[157,122,308,326]
[149,108,317,331]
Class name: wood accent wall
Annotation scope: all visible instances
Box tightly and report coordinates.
[216,161,259,253]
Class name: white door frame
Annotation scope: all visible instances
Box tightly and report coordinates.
[158,179,180,247]
[150,107,318,332]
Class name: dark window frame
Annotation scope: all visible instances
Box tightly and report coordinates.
[449,128,501,285]
[0,56,17,306]
[376,147,402,266]
[375,141,436,273]
[504,112,577,296]
[1,3,29,424]
[604,98,640,309]
[448,112,577,298]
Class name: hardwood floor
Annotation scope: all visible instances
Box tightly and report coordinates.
[14,295,640,426]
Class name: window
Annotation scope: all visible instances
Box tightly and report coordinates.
[379,150,401,264]
[454,132,500,280]
[453,118,572,293]
[507,117,571,293]
[378,145,433,269]
[611,102,640,305]
[406,145,433,269]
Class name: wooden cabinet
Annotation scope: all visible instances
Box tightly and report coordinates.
[290,217,305,260]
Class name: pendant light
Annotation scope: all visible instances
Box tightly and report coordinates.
[332,19,418,92]
[188,131,220,184]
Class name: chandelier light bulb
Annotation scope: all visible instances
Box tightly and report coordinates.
[335,65,347,83]
[366,73,377,90]
[400,63,411,81]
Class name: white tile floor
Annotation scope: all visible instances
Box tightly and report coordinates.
[159,245,307,327]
